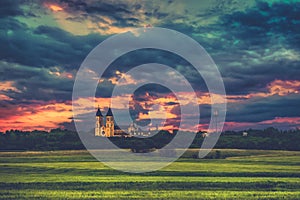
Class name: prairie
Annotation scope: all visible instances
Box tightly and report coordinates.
[0,149,299,199]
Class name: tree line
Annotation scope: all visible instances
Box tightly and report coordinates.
[0,127,299,151]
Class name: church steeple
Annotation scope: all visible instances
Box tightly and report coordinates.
[106,107,113,116]
[105,107,114,137]
[95,106,105,136]
[96,105,103,117]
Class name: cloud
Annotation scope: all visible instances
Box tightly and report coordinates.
[42,0,145,35]
[0,17,105,68]
[226,93,300,123]
[221,1,300,47]
[0,61,74,101]
[223,116,300,131]
[268,80,300,96]
[1,0,300,131]
[0,0,24,18]
[0,100,72,131]
[0,81,21,93]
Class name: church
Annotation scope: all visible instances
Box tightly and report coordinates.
[95,107,118,137]
[95,107,151,137]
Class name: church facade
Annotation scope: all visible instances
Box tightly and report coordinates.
[95,107,115,137]
[95,107,151,137]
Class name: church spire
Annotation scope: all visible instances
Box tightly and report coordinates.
[96,105,103,117]
[106,107,113,116]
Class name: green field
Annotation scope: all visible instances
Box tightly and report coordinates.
[0,149,300,199]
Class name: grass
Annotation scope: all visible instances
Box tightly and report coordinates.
[0,149,300,199]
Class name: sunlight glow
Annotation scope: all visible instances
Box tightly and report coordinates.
[48,4,63,12]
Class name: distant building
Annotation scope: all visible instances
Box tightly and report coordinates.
[202,132,209,138]
[95,107,149,137]
[243,132,248,137]
[127,123,151,137]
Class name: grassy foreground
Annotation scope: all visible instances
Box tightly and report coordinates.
[0,149,300,199]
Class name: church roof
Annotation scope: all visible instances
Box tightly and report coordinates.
[96,108,103,117]
[106,107,113,116]
[114,125,121,130]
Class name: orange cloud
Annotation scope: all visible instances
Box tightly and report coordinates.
[47,4,63,12]
[268,80,300,96]
[222,117,300,131]
[138,105,177,120]
[0,81,20,93]
[0,101,72,132]
[100,70,139,86]
[0,94,12,101]
[73,95,133,117]
[227,79,300,102]
[49,67,74,79]
[259,117,300,125]
[2,79,299,132]
[0,81,19,102]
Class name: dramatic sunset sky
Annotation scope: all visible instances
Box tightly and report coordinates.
[1,0,300,132]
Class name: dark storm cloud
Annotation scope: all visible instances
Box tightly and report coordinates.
[0,15,117,103]
[189,93,300,126]
[0,13,112,101]
[134,84,173,97]
[56,0,131,14]
[226,93,300,123]
[104,49,208,95]
[225,60,300,95]
[47,0,142,27]
[84,2,131,14]
[127,86,180,122]
[155,1,300,97]
[0,17,105,68]
[0,60,116,102]
[221,1,300,48]
[0,61,73,102]
[86,3,141,28]
[0,0,24,18]
[95,79,115,98]
[210,1,300,95]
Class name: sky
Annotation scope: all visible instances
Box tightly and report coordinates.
[0,0,300,132]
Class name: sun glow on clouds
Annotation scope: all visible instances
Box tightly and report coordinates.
[100,70,139,86]
[1,78,299,132]
[223,117,300,131]
[49,69,74,79]
[0,81,20,93]
[261,117,300,125]
[0,97,117,132]
[268,80,300,96]
[0,81,20,102]
[0,94,12,101]
[45,3,91,35]
[138,105,177,120]
[74,96,132,114]
[228,79,300,101]
[44,1,147,35]
[0,101,72,132]
[47,4,63,12]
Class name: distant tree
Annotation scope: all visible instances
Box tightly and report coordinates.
[214,150,221,159]
[0,128,300,151]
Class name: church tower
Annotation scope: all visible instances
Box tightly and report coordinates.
[95,106,105,136]
[105,107,114,137]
